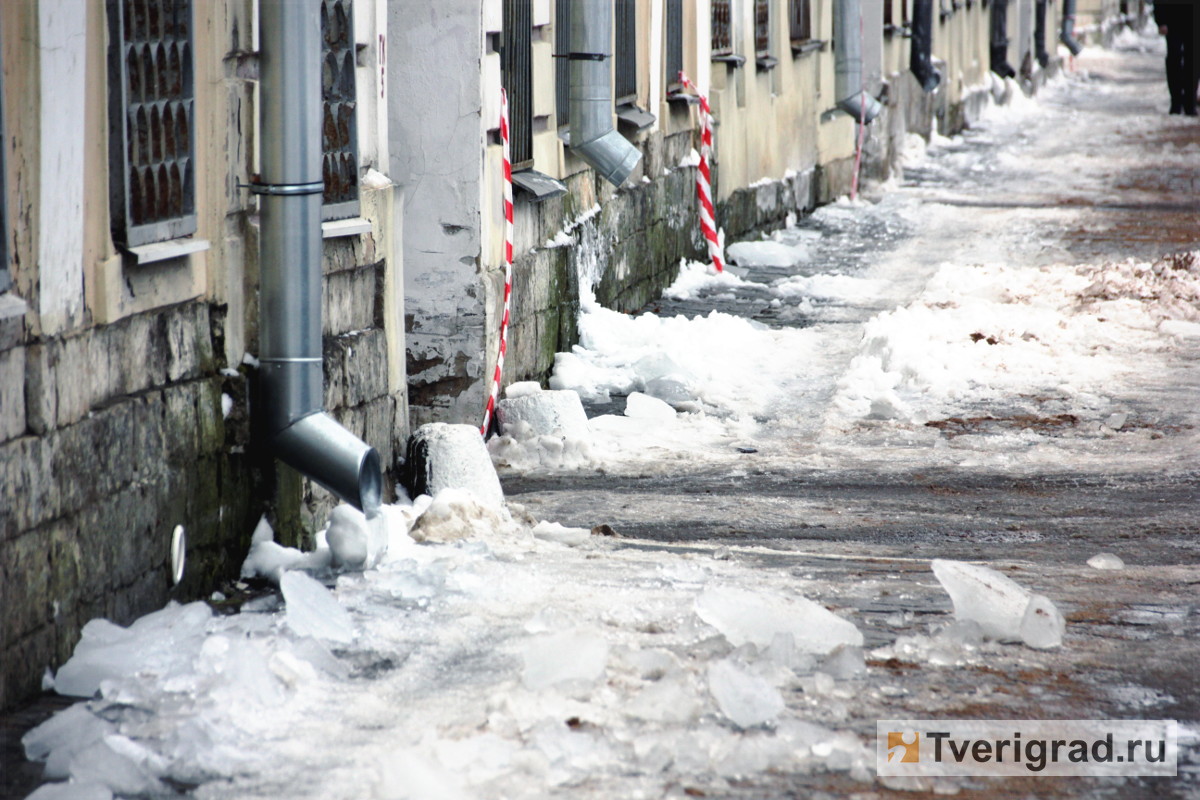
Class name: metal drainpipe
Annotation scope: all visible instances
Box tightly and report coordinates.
[1034,0,1051,68]
[1060,0,1084,55]
[569,0,642,186]
[991,0,1018,78]
[257,0,383,514]
[834,0,883,123]
[909,0,941,92]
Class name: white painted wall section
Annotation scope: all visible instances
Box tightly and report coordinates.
[38,0,87,334]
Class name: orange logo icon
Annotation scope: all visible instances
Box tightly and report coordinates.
[887,731,920,763]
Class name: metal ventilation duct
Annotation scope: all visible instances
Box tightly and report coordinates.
[834,0,883,123]
[910,0,942,92]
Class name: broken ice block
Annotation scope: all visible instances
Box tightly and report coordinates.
[1087,552,1125,570]
[281,571,355,644]
[521,630,609,690]
[531,520,591,547]
[931,559,1064,649]
[695,586,863,654]
[707,659,784,729]
[624,392,677,420]
[26,783,113,800]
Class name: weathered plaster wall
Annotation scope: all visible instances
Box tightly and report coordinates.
[389,0,487,426]
[1,0,407,711]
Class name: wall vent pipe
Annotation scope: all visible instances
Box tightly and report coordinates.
[1060,0,1084,55]
[257,0,382,514]
[569,0,642,186]
[909,0,941,92]
[834,0,883,123]
[1034,0,1051,68]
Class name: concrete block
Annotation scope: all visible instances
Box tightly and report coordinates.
[166,306,201,382]
[0,346,26,443]
[3,436,56,533]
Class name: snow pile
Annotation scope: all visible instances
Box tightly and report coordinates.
[26,503,881,799]
[726,239,810,269]
[931,559,1066,649]
[662,258,755,301]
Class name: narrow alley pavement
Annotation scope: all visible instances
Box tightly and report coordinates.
[500,26,1200,799]
[6,26,1200,800]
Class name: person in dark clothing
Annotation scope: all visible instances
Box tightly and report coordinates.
[1154,0,1200,115]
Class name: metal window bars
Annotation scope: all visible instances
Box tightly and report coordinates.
[614,0,637,103]
[556,0,570,128]
[503,0,534,168]
[755,0,771,56]
[666,0,683,89]
[790,0,812,42]
[320,0,360,221]
[106,0,197,249]
[712,0,733,55]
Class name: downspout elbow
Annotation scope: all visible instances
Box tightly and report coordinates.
[834,0,882,124]
[270,411,383,516]
[1060,0,1084,55]
[909,0,942,93]
[837,93,883,124]
[568,0,642,186]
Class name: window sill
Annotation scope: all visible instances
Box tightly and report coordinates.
[756,55,779,71]
[512,169,567,201]
[791,39,826,57]
[124,237,210,266]
[666,90,699,106]
[322,218,373,239]
[711,53,746,68]
[616,103,656,131]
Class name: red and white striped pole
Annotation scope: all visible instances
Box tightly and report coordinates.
[678,72,724,273]
[482,88,514,437]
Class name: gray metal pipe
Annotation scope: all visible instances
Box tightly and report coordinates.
[258,0,382,514]
[909,0,941,92]
[569,0,642,186]
[1060,0,1084,55]
[834,0,882,123]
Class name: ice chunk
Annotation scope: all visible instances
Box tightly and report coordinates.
[931,559,1064,648]
[626,676,702,723]
[325,504,380,570]
[280,571,355,644]
[68,736,163,797]
[521,630,609,690]
[643,376,697,408]
[26,784,113,800]
[1019,593,1066,650]
[52,603,212,698]
[497,390,590,439]
[23,704,116,779]
[818,645,866,681]
[505,381,543,399]
[727,240,808,268]
[1087,552,1125,570]
[624,392,676,421]
[531,520,591,547]
[695,586,863,654]
[707,659,784,729]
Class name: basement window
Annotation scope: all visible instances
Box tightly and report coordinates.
[555,0,570,134]
[106,0,198,250]
[506,0,565,201]
[665,0,684,92]
[755,0,778,70]
[614,0,655,132]
[320,0,360,221]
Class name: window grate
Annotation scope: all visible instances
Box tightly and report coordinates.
[666,0,683,88]
[712,0,733,55]
[755,0,771,57]
[555,0,570,129]
[503,0,534,167]
[320,0,360,221]
[614,0,637,102]
[106,0,197,249]
[789,0,812,42]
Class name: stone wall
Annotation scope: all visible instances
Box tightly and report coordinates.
[0,301,260,710]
